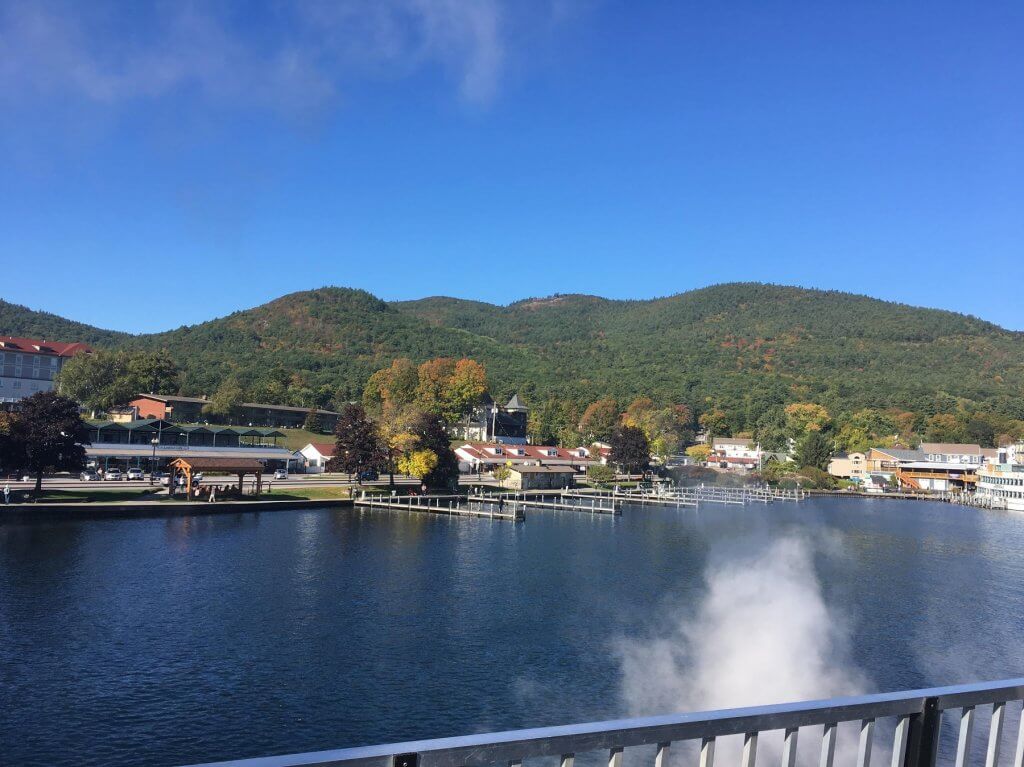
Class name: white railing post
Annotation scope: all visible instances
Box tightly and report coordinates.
[986,702,1005,767]
[820,723,837,767]
[782,728,798,767]
[700,736,715,767]
[955,707,976,767]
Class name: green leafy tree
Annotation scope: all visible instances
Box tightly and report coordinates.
[203,378,246,423]
[610,425,650,475]
[7,392,87,496]
[57,350,178,416]
[493,463,511,487]
[326,403,384,483]
[586,463,615,487]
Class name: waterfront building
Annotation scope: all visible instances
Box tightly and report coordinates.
[709,436,762,470]
[506,465,577,490]
[82,418,296,472]
[0,336,91,404]
[975,462,1024,511]
[454,442,597,472]
[827,451,866,479]
[865,443,988,492]
[130,393,340,431]
[298,442,335,473]
[448,393,529,445]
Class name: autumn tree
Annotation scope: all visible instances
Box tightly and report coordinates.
[925,413,966,443]
[398,449,439,481]
[685,444,712,463]
[784,403,831,439]
[327,403,384,483]
[363,358,418,416]
[579,397,619,443]
[406,410,460,488]
[413,357,488,423]
[698,407,728,438]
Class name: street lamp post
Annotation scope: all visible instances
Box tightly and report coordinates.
[150,437,159,485]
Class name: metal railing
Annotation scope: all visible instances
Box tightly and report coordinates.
[183,678,1024,767]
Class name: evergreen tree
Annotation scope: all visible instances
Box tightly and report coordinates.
[795,430,832,471]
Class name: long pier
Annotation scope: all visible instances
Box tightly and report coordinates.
[467,492,620,515]
[567,484,805,508]
[354,493,524,521]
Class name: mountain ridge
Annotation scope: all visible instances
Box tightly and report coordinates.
[2,283,1022,428]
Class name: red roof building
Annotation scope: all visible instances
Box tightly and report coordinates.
[0,336,92,404]
[454,442,603,471]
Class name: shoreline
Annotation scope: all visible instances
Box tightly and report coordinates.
[0,497,353,522]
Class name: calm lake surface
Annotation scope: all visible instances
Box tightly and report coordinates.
[2,498,1023,767]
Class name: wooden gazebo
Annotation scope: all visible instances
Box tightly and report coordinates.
[168,457,265,497]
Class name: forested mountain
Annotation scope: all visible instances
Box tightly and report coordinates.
[3,284,1023,432]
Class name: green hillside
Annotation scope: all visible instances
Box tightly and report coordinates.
[3,284,1023,430]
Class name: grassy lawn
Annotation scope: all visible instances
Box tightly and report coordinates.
[261,486,352,501]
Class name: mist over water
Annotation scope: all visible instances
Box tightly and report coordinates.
[614,534,880,766]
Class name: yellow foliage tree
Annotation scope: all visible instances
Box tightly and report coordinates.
[686,444,712,463]
[397,449,438,481]
[784,403,831,437]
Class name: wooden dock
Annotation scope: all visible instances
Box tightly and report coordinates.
[565,485,805,508]
[354,493,524,521]
[467,493,620,515]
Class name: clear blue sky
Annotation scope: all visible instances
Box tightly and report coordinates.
[1,1,1022,332]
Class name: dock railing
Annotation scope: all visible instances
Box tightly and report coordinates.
[184,678,1024,767]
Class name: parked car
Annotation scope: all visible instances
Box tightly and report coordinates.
[193,473,204,482]
[126,468,145,481]
[358,469,379,482]
[159,474,172,487]
[104,469,123,481]
[80,471,100,482]
[151,471,167,483]
[273,469,288,480]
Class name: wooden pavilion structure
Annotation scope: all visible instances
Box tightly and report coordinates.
[168,457,266,497]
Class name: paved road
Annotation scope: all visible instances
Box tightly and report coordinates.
[1,474,499,492]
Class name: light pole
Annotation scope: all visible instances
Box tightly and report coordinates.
[150,437,159,485]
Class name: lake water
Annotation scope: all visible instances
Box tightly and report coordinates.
[2,498,1023,767]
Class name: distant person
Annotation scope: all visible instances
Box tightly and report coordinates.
[3,483,9,505]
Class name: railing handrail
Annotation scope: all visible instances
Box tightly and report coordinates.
[181,678,1024,767]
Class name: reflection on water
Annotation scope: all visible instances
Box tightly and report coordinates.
[1,498,1022,767]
